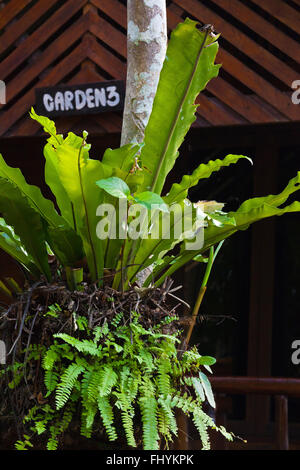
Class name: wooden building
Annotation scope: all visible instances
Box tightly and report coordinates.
[0,0,300,450]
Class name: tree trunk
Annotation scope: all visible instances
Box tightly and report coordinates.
[121,0,167,146]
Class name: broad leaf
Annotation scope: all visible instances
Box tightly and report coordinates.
[139,19,220,194]
[102,144,142,172]
[199,356,216,366]
[134,192,169,212]
[96,177,130,199]
[43,143,75,229]
[30,108,63,148]
[154,172,300,285]
[0,178,50,279]
[125,199,198,286]
[191,377,205,402]
[199,372,216,408]
[0,230,39,277]
[0,153,63,227]
[55,140,110,281]
[165,154,252,204]
[0,152,84,267]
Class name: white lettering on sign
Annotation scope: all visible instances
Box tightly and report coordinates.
[0,340,6,365]
[95,88,106,107]
[0,80,6,104]
[86,88,95,108]
[291,80,300,105]
[107,86,120,106]
[64,90,74,111]
[42,86,121,113]
[55,92,65,111]
[75,90,86,110]
[43,93,54,112]
[291,340,300,365]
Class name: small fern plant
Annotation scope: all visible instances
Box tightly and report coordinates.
[16,312,232,450]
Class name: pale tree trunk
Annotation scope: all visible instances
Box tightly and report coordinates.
[122,2,189,451]
[121,0,167,146]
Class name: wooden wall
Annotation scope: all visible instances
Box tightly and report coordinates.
[0,0,299,137]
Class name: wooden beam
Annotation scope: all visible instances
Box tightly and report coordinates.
[1,45,85,135]
[166,8,278,124]
[250,0,300,35]
[0,0,89,80]
[195,94,243,126]
[174,0,297,88]
[89,12,127,57]
[216,0,300,64]
[0,0,32,31]
[211,377,300,397]
[5,15,89,104]
[86,34,126,78]
[91,0,126,28]
[0,0,58,55]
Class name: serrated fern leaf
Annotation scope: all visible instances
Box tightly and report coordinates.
[54,333,100,356]
[157,355,171,397]
[83,401,98,430]
[116,392,136,447]
[97,396,117,441]
[98,366,118,397]
[139,396,159,450]
[42,348,59,371]
[55,363,84,410]
[192,410,210,450]
[47,437,58,451]
[44,370,59,397]
[158,396,178,437]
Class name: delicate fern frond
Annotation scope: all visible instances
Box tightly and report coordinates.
[84,401,98,430]
[139,396,159,450]
[192,409,210,450]
[47,437,58,451]
[44,370,59,397]
[97,396,117,441]
[111,312,124,328]
[116,392,136,447]
[42,348,59,371]
[80,407,93,438]
[98,366,118,397]
[157,355,171,397]
[59,404,75,434]
[93,323,109,343]
[137,349,154,373]
[158,396,178,437]
[55,363,85,410]
[54,333,101,356]
[35,420,46,435]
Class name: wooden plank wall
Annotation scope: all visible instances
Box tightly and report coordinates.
[0,0,299,137]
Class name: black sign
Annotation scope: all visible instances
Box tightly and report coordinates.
[35,80,125,117]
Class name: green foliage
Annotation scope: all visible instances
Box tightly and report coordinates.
[15,435,33,450]
[0,19,297,292]
[15,314,231,450]
[138,19,220,195]
[1,17,299,453]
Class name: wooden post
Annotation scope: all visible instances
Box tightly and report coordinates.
[246,141,278,435]
[173,410,189,450]
[121,0,167,145]
[275,395,289,450]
